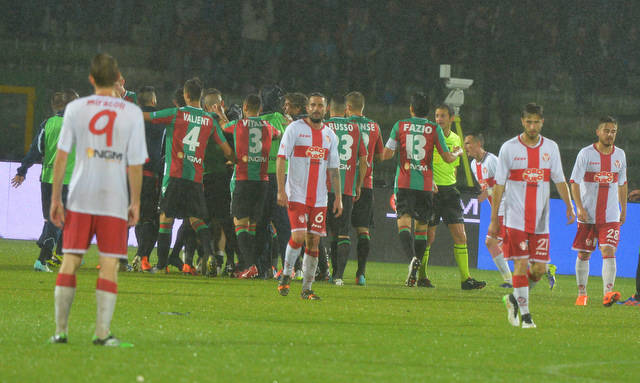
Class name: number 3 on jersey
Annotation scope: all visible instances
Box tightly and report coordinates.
[89,110,117,147]
[182,126,201,152]
[406,134,426,160]
[339,135,354,161]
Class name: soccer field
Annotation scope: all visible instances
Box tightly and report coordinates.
[1,239,638,383]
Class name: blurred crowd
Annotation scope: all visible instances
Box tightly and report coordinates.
[3,0,640,132]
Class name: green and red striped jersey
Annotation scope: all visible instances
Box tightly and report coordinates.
[124,90,137,104]
[349,115,383,189]
[385,117,449,192]
[224,117,278,181]
[150,106,226,187]
[325,117,367,196]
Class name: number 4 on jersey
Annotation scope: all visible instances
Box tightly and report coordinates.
[182,126,201,152]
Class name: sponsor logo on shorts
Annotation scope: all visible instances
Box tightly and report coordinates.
[298,215,305,223]
[522,168,544,182]
[585,238,593,247]
[519,241,528,251]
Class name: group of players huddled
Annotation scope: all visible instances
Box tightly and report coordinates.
[13,54,640,344]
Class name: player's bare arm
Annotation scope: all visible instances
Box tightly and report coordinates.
[570,182,589,222]
[555,181,576,224]
[50,149,69,228]
[355,154,367,201]
[440,147,463,163]
[619,183,628,225]
[127,164,143,227]
[220,141,236,163]
[329,167,343,217]
[276,157,288,207]
[487,184,505,238]
[381,147,395,161]
[477,189,489,203]
[142,111,151,121]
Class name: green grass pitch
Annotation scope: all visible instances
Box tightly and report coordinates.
[1,238,639,382]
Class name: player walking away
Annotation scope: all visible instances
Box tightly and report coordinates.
[381,93,463,287]
[12,90,78,272]
[201,88,238,276]
[346,91,383,286]
[325,95,367,286]
[418,104,486,290]
[276,93,342,300]
[224,94,280,279]
[256,84,292,279]
[144,78,235,276]
[570,116,626,306]
[48,53,147,346]
[489,103,575,329]
[132,86,164,272]
[464,132,513,287]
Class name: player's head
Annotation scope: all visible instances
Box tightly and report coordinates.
[307,92,327,124]
[435,104,454,130]
[259,84,284,114]
[345,91,365,117]
[89,53,120,90]
[284,92,308,117]
[520,103,544,140]
[50,92,66,113]
[464,132,485,159]
[173,87,186,107]
[137,86,157,107]
[63,88,79,104]
[409,92,429,118]
[243,94,262,117]
[596,115,617,148]
[114,75,126,98]
[329,95,346,117]
[201,88,223,113]
[183,77,203,104]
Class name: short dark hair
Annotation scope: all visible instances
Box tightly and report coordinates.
[51,89,79,112]
[259,84,284,114]
[137,86,156,106]
[410,92,429,117]
[183,77,203,102]
[466,132,485,146]
[244,94,262,113]
[521,103,543,118]
[599,115,617,126]
[330,94,345,111]
[284,92,308,112]
[345,91,365,111]
[90,53,120,87]
[201,88,222,108]
[308,92,326,104]
[173,87,186,107]
[435,103,454,117]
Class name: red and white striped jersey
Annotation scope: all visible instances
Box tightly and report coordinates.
[278,119,339,207]
[570,144,626,224]
[470,152,504,216]
[58,95,148,220]
[495,135,565,234]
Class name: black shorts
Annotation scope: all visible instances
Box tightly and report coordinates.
[351,187,374,228]
[429,185,464,226]
[231,180,268,220]
[160,177,208,220]
[140,174,160,221]
[327,192,354,236]
[395,188,433,224]
[41,182,68,220]
[203,171,232,221]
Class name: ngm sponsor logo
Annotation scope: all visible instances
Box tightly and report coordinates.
[86,148,123,161]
